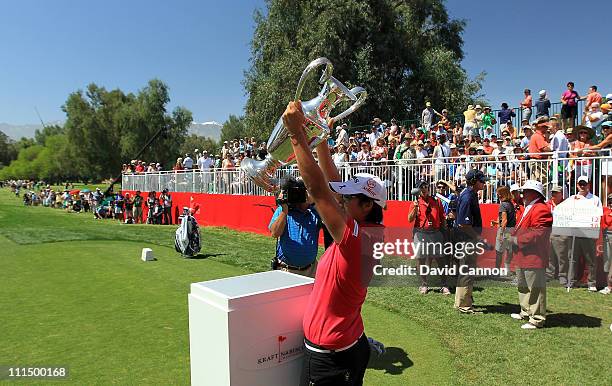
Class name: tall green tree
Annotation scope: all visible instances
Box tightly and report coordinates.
[179,134,218,157]
[62,79,192,179]
[34,124,65,146]
[244,0,485,138]
[0,131,17,168]
[220,115,247,143]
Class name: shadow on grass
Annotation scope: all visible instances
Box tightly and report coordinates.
[545,313,602,328]
[183,253,227,260]
[368,347,413,375]
[478,302,520,314]
[477,303,602,328]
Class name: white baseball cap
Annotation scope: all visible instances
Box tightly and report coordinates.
[329,173,387,209]
[539,89,546,96]
[577,175,590,184]
[510,183,521,193]
[520,180,544,197]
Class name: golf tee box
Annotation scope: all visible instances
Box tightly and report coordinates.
[141,248,154,261]
[188,271,314,386]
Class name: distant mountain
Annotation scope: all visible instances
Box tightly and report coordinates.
[0,120,223,142]
[0,121,63,140]
[188,121,222,141]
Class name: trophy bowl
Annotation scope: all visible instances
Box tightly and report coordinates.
[241,57,367,192]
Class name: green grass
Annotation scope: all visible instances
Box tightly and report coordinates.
[0,190,610,385]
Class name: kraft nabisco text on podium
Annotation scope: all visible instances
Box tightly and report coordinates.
[188,271,314,386]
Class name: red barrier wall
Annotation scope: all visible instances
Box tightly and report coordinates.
[122,191,499,234]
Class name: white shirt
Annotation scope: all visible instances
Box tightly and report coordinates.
[433,143,450,164]
[332,152,347,167]
[520,136,530,151]
[197,156,213,170]
[336,128,349,147]
[367,131,381,146]
[551,130,569,158]
[518,197,541,226]
[568,192,602,208]
[182,156,193,168]
[586,111,604,128]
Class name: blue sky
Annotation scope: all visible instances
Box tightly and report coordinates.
[0,0,610,126]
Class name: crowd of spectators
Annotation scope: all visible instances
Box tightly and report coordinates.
[121,139,270,175]
[8,180,175,226]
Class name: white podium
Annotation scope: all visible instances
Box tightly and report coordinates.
[188,270,314,386]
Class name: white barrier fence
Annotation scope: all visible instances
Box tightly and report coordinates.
[122,151,612,203]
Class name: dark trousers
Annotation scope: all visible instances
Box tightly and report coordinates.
[571,237,597,287]
[300,334,370,386]
[163,207,172,225]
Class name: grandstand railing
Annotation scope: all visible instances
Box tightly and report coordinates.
[122,149,612,204]
[347,100,586,138]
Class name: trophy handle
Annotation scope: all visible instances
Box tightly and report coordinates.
[295,57,333,102]
[329,86,368,122]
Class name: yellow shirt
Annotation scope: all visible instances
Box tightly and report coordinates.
[464,109,476,123]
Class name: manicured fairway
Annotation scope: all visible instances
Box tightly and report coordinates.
[0,190,610,385]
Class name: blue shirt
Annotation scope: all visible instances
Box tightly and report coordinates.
[440,192,456,214]
[269,205,321,267]
[455,187,482,228]
[497,108,516,124]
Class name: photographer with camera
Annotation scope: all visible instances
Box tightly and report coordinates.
[268,176,321,278]
[408,180,451,295]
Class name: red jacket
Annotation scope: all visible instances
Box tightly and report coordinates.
[513,201,524,223]
[512,198,553,269]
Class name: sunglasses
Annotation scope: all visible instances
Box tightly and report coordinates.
[578,181,588,186]
[436,185,445,189]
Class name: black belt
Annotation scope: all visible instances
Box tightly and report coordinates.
[278,261,313,271]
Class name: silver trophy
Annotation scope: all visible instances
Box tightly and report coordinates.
[241,57,367,191]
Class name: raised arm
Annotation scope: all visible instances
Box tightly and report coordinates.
[283,102,347,243]
[315,119,342,183]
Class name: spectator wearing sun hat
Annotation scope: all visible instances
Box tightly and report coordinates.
[535,90,551,118]
[550,116,569,175]
[527,117,552,184]
[422,102,437,132]
[509,180,553,329]
[336,123,349,148]
[571,125,595,178]
[463,104,477,138]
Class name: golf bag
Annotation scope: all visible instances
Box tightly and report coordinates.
[175,207,201,257]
